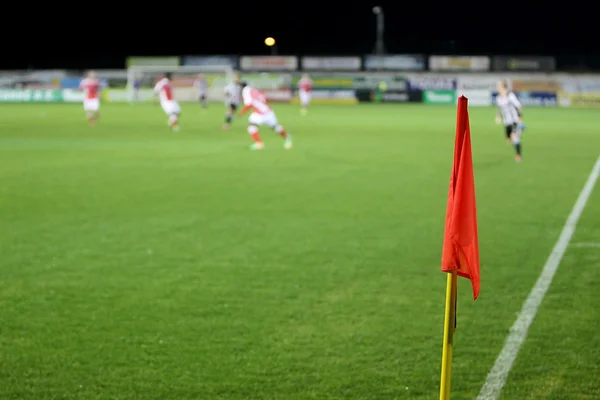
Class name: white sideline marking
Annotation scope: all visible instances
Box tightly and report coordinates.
[571,242,600,248]
[477,155,600,400]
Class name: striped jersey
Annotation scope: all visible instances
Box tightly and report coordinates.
[224,82,241,105]
[496,92,522,125]
[194,78,208,95]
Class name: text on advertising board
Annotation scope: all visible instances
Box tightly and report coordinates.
[240,56,298,71]
[353,76,407,91]
[364,55,425,70]
[408,77,456,90]
[566,93,600,107]
[301,57,361,71]
[423,90,456,104]
[429,56,490,71]
[492,56,555,72]
[456,76,501,91]
[511,79,560,93]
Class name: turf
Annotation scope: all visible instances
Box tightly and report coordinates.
[0,102,598,399]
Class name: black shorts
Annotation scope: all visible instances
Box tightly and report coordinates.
[199,94,206,101]
[227,103,238,111]
[505,123,517,138]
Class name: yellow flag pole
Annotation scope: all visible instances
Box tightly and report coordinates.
[439,271,458,400]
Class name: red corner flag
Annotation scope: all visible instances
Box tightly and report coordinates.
[441,96,480,300]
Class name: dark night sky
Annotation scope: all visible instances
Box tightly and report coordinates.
[3,1,596,70]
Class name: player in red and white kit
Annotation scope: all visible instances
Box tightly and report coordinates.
[239,81,292,151]
[153,73,181,131]
[297,73,313,115]
[79,71,100,126]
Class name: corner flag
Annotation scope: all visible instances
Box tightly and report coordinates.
[439,95,480,400]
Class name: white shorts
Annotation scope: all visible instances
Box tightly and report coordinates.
[83,99,99,112]
[161,100,181,115]
[248,111,278,127]
[299,90,311,105]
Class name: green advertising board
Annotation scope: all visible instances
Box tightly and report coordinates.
[423,90,456,104]
[0,89,64,102]
[292,75,353,90]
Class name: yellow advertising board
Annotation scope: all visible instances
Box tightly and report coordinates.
[563,93,600,108]
[512,79,560,93]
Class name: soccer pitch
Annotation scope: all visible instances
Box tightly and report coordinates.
[1,103,599,400]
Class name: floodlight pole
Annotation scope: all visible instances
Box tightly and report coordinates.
[372,6,385,55]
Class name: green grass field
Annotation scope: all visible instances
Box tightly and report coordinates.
[1,102,599,400]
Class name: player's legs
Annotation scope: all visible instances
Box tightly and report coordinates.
[83,100,99,126]
[163,101,181,131]
[509,123,522,161]
[504,124,512,143]
[169,113,180,131]
[200,94,207,109]
[299,91,310,115]
[223,103,236,130]
[247,112,264,149]
[265,112,292,149]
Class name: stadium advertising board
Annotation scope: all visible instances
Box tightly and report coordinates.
[0,89,64,102]
[456,89,492,106]
[364,55,425,71]
[457,76,500,91]
[182,55,238,68]
[562,93,600,108]
[264,89,292,102]
[240,56,298,71]
[492,91,557,107]
[291,90,357,104]
[429,56,490,71]
[492,56,556,72]
[380,91,409,102]
[408,76,456,91]
[512,79,560,93]
[244,74,291,89]
[126,56,180,67]
[559,77,600,93]
[294,75,353,89]
[62,89,84,102]
[301,57,361,71]
[423,90,456,104]
[353,75,407,91]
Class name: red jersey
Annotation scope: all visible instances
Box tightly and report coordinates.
[241,87,271,114]
[298,78,313,92]
[79,78,100,100]
[154,78,174,102]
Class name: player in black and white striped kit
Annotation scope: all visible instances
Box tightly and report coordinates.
[495,80,524,162]
[222,75,241,130]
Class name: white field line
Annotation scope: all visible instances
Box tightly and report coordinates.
[477,155,600,400]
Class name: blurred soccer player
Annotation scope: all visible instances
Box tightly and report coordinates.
[495,80,524,162]
[239,81,292,150]
[79,71,100,126]
[297,73,313,115]
[132,77,141,101]
[194,74,208,109]
[153,72,181,131]
[223,75,241,130]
